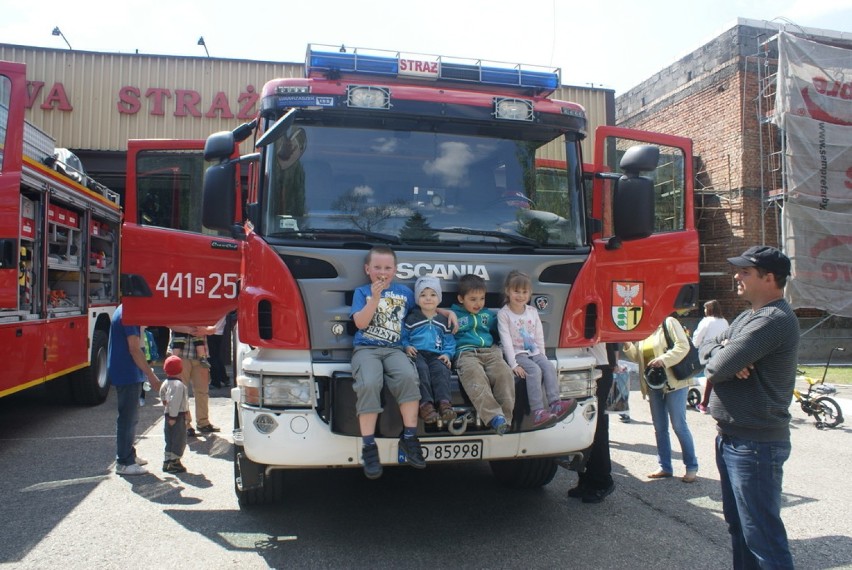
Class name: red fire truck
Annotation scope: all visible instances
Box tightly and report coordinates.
[1,61,121,403]
[120,45,698,505]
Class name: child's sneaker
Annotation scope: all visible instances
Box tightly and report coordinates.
[490,415,509,435]
[162,460,186,473]
[361,444,383,480]
[198,357,211,369]
[550,398,578,420]
[398,436,427,469]
[419,402,439,424]
[532,408,558,428]
[438,400,457,422]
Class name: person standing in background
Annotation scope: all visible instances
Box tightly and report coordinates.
[623,315,699,483]
[108,305,162,476]
[206,315,230,389]
[568,342,618,503]
[692,300,729,413]
[169,326,220,437]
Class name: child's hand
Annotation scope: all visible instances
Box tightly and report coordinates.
[513,365,526,379]
[370,278,386,298]
[438,308,459,333]
[167,418,177,426]
[438,354,451,367]
[405,346,417,358]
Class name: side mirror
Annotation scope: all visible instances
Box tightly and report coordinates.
[204,131,236,162]
[611,145,659,244]
[619,145,660,175]
[202,162,236,232]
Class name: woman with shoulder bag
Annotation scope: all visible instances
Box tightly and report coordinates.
[622,314,699,483]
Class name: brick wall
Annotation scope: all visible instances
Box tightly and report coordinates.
[614,23,790,316]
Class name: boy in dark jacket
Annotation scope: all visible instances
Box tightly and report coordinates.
[402,276,457,424]
[451,274,515,434]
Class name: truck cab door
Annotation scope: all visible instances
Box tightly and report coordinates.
[121,140,241,326]
[584,126,699,342]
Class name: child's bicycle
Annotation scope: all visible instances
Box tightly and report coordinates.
[795,347,845,429]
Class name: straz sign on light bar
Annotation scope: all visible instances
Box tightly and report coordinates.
[398,56,440,79]
[612,281,644,331]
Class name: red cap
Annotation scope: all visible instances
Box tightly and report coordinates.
[163,355,183,376]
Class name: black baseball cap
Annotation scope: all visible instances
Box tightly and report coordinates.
[727,245,791,277]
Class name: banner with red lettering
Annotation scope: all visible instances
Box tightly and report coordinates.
[773,32,852,128]
[782,113,852,317]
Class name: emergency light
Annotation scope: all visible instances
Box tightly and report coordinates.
[306,44,560,95]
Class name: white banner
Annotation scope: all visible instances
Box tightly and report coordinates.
[773,32,852,128]
[782,115,852,316]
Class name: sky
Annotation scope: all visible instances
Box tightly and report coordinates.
[1,0,851,95]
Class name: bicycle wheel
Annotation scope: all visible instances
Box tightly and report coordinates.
[812,396,844,429]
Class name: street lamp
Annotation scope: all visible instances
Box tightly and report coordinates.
[197,36,210,58]
[51,26,72,50]
[822,346,845,384]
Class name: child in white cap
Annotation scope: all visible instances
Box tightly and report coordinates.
[402,276,457,424]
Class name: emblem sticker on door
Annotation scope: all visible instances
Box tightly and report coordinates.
[612,281,643,331]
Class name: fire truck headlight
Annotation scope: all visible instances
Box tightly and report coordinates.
[347,85,391,109]
[238,373,261,406]
[263,377,314,408]
[494,97,534,121]
[558,369,598,399]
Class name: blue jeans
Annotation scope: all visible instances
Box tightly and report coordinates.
[115,383,141,466]
[716,434,794,570]
[647,387,698,473]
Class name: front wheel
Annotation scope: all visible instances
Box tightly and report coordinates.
[233,406,283,507]
[812,396,844,429]
[489,457,558,489]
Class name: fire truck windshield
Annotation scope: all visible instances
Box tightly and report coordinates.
[263,125,585,249]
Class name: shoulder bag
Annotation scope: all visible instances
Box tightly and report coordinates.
[661,318,702,380]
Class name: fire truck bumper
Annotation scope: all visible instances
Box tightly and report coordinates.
[233,398,597,470]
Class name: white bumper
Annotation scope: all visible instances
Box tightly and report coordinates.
[232,391,597,469]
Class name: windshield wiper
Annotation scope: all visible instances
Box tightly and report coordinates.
[271,228,401,244]
[437,228,538,246]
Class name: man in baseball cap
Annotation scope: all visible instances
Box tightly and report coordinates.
[701,244,799,569]
[727,245,791,279]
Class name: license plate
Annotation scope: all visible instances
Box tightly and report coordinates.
[420,440,483,462]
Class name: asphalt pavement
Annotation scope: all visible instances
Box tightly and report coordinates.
[0,378,850,569]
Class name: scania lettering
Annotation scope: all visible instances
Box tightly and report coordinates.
[1,61,122,403]
[120,45,699,506]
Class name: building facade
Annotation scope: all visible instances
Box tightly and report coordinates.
[616,18,852,319]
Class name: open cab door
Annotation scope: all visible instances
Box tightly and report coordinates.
[566,126,699,344]
[120,139,241,326]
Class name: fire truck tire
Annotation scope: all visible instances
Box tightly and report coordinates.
[233,444,284,507]
[489,457,558,489]
[233,406,285,507]
[70,329,110,405]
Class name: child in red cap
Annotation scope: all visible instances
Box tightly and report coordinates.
[160,355,189,473]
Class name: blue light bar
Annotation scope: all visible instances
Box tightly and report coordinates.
[306,44,560,95]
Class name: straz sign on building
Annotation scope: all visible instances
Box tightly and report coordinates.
[25,81,261,120]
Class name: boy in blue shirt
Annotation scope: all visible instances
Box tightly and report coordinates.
[350,246,426,479]
[402,275,457,424]
[451,274,515,434]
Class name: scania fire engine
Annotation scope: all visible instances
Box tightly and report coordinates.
[1,61,121,403]
[120,45,699,505]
